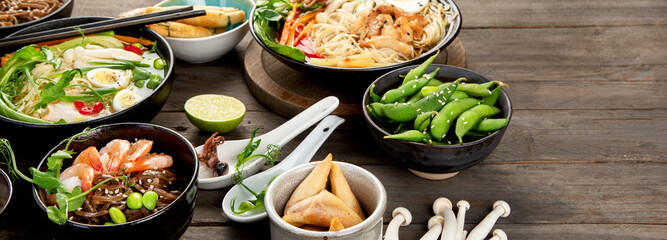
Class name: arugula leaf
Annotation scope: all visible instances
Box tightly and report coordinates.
[253,13,306,62]
[47,150,73,179]
[67,186,85,211]
[257,8,283,21]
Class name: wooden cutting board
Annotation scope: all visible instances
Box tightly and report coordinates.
[243,38,466,118]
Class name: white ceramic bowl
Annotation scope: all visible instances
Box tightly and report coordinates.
[265,161,387,240]
[155,0,254,63]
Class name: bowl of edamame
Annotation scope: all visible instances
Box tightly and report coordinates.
[363,62,512,180]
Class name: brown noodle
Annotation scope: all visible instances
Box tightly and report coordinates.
[0,0,63,26]
[59,168,184,225]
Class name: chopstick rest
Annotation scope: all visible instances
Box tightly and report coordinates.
[384,207,412,240]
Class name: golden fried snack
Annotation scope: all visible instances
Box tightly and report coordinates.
[329,217,345,231]
[283,190,363,228]
[118,7,147,18]
[330,163,365,220]
[284,154,332,213]
[301,224,328,231]
[146,6,228,28]
[189,6,246,24]
[147,22,212,38]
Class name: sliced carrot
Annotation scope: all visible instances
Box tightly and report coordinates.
[293,21,314,47]
[279,4,300,45]
[114,35,154,46]
[1,55,11,67]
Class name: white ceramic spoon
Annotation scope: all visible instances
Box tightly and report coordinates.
[197,96,339,189]
[222,115,345,222]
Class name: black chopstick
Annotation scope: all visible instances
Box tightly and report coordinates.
[0,7,206,48]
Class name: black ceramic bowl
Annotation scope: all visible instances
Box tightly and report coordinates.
[362,64,512,179]
[31,123,198,240]
[0,0,74,37]
[0,17,174,161]
[0,168,11,215]
[249,0,461,77]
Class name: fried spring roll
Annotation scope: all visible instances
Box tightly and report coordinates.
[283,190,363,228]
[146,7,228,28]
[284,154,333,213]
[329,217,345,231]
[330,163,365,219]
[147,22,212,38]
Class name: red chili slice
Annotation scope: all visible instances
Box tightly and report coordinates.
[79,106,93,115]
[124,45,142,55]
[92,102,104,114]
[73,101,84,108]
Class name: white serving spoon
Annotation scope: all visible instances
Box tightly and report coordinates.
[222,115,345,222]
[197,96,339,189]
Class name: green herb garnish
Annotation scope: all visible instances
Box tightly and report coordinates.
[230,126,281,214]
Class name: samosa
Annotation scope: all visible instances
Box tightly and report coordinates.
[283,190,363,228]
[330,163,365,219]
[284,154,332,213]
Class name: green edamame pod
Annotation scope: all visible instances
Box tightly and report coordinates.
[406,91,423,103]
[473,118,508,132]
[456,82,494,97]
[429,98,481,141]
[481,82,506,106]
[369,102,386,118]
[402,52,438,84]
[447,91,469,103]
[414,111,436,132]
[366,105,391,125]
[381,69,439,103]
[147,74,163,89]
[142,191,159,210]
[369,84,381,102]
[127,192,143,210]
[383,78,464,122]
[455,105,501,143]
[465,130,488,137]
[132,68,151,81]
[425,79,444,86]
[420,86,439,96]
[394,122,408,133]
[384,130,432,143]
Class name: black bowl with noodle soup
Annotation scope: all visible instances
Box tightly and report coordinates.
[32,123,198,239]
[0,17,174,161]
[0,0,74,37]
[249,0,461,78]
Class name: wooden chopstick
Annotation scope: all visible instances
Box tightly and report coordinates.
[0,7,206,48]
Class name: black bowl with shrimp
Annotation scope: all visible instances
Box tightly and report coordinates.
[31,123,198,240]
[0,0,74,37]
[249,0,461,77]
[0,17,174,161]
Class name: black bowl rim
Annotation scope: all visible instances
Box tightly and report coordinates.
[1,16,175,127]
[0,168,12,215]
[0,0,73,31]
[248,0,462,73]
[362,64,513,148]
[30,122,199,227]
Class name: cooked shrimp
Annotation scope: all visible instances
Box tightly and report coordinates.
[125,139,153,163]
[124,154,173,173]
[104,139,131,173]
[72,146,104,172]
[60,163,95,192]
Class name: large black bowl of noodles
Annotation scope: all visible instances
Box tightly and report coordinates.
[32,123,198,240]
[0,17,174,162]
[0,0,74,37]
[249,0,461,78]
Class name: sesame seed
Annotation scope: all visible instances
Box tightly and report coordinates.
[450,111,454,115]
[122,194,128,198]
[448,91,451,93]
[69,216,73,220]
[464,122,468,124]
[447,120,450,123]
[77,208,82,211]
[477,102,481,105]
[147,179,153,183]
[462,117,465,120]
[413,85,416,88]
[455,99,459,101]
[105,189,109,194]
[442,134,446,139]
[141,190,145,193]
[401,90,405,93]
[416,108,421,111]
[447,141,452,144]
[431,125,434,129]
[382,96,386,100]
[138,180,142,185]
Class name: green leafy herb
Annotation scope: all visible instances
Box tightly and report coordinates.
[0,127,128,225]
[230,126,281,214]
[253,2,306,62]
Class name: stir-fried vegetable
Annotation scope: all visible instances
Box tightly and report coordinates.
[230,126,281,214]
[0,127,128,225]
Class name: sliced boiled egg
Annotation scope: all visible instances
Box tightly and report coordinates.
[86,68,128,89]
[112,89,142,112]
[384,0,429,14]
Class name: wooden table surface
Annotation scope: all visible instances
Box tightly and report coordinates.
[1,0,666,239]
